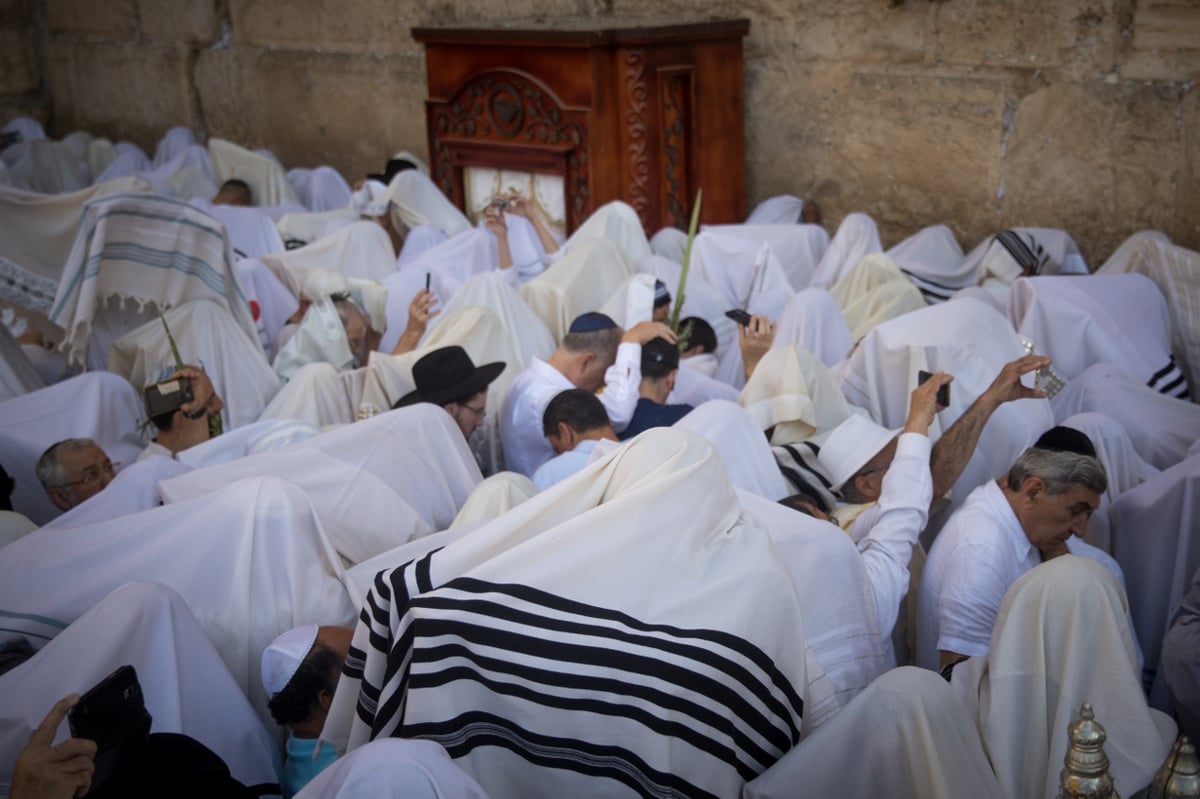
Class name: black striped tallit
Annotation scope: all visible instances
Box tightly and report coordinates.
[344,552,805,799]
[995,229,1050,276]
[1147,355,1190,399]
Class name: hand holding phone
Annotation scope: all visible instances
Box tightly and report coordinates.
[918,370,951,407]
[724,309,752,326]
[67,665,152,792]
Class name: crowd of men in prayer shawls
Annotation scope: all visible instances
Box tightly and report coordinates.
[0,117,1198,798]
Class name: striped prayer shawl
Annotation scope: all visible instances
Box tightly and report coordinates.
[344,552,806,799]
[1147,355,1190,399]
[995,229,1050,277]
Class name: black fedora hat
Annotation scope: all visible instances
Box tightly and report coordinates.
[392,346,505,409]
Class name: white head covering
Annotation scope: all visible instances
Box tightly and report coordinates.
[519,238,633,341]
[597,273,657,329]
[705,223,829,291]
[394,223,448,268]
[739,344,857,447]
[382,170,470,237]
[152,126,197,168]
[818,413,899,491]
[562,199,651,264]
[450,471,540,529]
[288,165,352,213]
[1,116,45,144]
[262,221,397,297]
[744,194,806,225]
[673,400,790,500]
[829,253,927,343]
[394,227,495,304]
[810,212,883,290]
[261,624,318,697]
[886,224,969,302]
[200,201,287,259]
[648,226,687,263]
[208,137,301,208]
[235,257,300,357]
[773,288,853,369]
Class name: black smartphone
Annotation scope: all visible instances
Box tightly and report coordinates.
[724,309,752,326]
[424,272,431,292]
[918,370,950,407]
[143,376,194,419]
[68,665,153,792]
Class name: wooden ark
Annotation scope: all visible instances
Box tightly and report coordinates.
[412,19,750,235]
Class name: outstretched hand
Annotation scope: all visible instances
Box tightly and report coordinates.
[905,370,953,435]
[986,354,1052,405]
[737,314,776,381]
[11,694,97,799]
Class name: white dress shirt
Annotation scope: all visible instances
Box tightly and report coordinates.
[532,439,600,490]
[844,432,932,641]
[500,343,642,477]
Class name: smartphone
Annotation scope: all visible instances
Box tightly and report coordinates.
[143,377,194,419]
[68,665,153,792]
[489,196,510,211]
[724,309,752,326]
[424,272,431,292]
[918,370,951,407]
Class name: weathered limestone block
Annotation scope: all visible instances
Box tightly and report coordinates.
[45,0,138,40]
[197,48,429,178]
[48,41,190,150]
[139,0,221,45]
[0,28,37,95]
[1177,88,1200,251]
[0,0,29,27]
[1000,81,1180,265]
[1123,0,1200,81]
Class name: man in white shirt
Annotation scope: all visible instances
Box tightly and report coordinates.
[500,312,675,477]
[809,371,951,640]
[532,389,617,490]
[918,426,1107,671]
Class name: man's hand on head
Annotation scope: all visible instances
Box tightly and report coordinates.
[11,694,97,799]
[905,370,952,435]
[621,321,677,346]
[985,355,1051,406]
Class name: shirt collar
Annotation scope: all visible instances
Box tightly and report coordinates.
[983,480,1037,563]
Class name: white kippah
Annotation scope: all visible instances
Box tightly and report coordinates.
[261,624,318,698]
[818,414,900,491]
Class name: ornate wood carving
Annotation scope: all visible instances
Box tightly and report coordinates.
[429,70,591,225]
[623,49,652,229]
[659,69,692,230]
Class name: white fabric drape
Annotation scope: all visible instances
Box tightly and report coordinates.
[810,212,883,290]
[886,224,969,303]
[648,226,686,263]
[519,238,634,342]
[0,476,355,727]
[0,582,281,789]
[382,170,471,238]
[740,345,857,447]
[159,405,481,564]
[744,194,805,226]
[196,200,287,259]
[394,227,496,305]
[235,257,300,357]
[294,738,489,799]
[0,322,44,401]
[0,371,148,525]
[673,400,789,500]
[40,455,191,532]
[450,471,540,529]
[705,223,829,291]
[772,288,853,370]
[829,253,927,343]
[152,126,196,168]
[288,165,353,213]
[207,137,301,208]
[262,220,397,297]
[950,555,1175,799]
[562,200,651,264]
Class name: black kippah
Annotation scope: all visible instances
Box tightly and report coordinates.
[1034,426,1097,458]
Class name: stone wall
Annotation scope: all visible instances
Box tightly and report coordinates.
[15,0,1200,263]
[0,0,47,125]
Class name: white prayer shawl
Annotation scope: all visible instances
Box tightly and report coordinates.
[109,298,281,429]
[136,145,218,203]
[196,200,287,259]
[0,582,281,790]
[3,140,89,194]
[772,288,853,369]
[86,138,116,181]
[382,170,471,237]
[378,268,431,354]
[0,371,148,525]
[950,283,1008,316]
[60,131,92,167]
[704,223,829,292]
[562,199,652,264]
[649,226,686,263]
[93,145,152,184]
[390,149,431,176]
[1009,274,1187,397]
[809,212,884,290]
[395,223,449,268]
[744,194,806,226]
[950,556,1175,799]
[829,253,927,343]
[276,208,360,246]
[519,238,634,342]
[40,456,191,532]
[633,253,738,367]
[288,165,353,212]
[598,273,657,329]
[886,224,969,303]
[426,271,556,373]
[176,417,321,469]
[673,400,790,500]
[159,406,482,564]
[1111,453,1200,708]
[49,192,260,369]
[152,125,196,168]
[735,488,886,717]
[1051,362,1200,470]
[262,221,397,297]
[294,739,490,799]
[671,359,741,407]
[0,476,355,726]
[1096,234,1200,397]
[0,177,148,321]
[961,227,1089,296]
[842,298,1053,512]
[0,116,44,144]
[235,257,300,357]
[450,472,540,528]
[691,230,794,316]
[739,345,857,447]
[207,137,301,207]
[395,227,496,304]
[0,511,35,550]
[364,305,536,474]
[0,322,44,401]
[259,361,357,427]
[321,429,812,799]
[499,213,549,276]
[1061,411,1159,554]
[745,666,1005,799]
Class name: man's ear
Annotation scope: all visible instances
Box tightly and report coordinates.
[556,421,578,450]
[666,368,679,392]
[318,688,334,712]
[1021,476,1046,503]
[47,487,71,511]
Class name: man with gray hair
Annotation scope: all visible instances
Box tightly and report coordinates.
[917,426,1109,671]
[35,438,117,511]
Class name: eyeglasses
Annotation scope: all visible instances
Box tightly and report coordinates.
[56,461,119,489]
[460,403,487,418]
